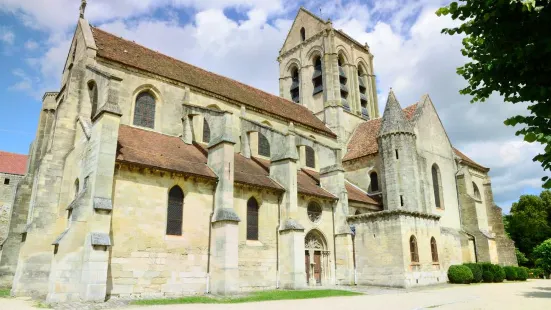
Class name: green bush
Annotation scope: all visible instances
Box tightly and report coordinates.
[517,267,529,281]
[491,264,506,282]
[482,270,494,283]
[448,265,474,284]
[463,263,483,283]
[530,268,545,279]
[503,266,518,281]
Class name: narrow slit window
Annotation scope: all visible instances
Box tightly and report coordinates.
[395,149,399,159]
[400,195,404,207]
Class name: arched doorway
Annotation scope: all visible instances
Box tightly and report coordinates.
[304,229,329,285]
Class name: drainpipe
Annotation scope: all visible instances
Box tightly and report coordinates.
[205,179,218,294]
[276,193,282,289]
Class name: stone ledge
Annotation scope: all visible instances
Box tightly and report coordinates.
[348,209,441,222]
[66,191,86,210]
[212,208,241,223]
[90,232,111,246]
[279,218,304,232]
[52,229,69,245]
[93,197,113,212]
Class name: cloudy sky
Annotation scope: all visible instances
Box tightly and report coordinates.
[0,0,546,212]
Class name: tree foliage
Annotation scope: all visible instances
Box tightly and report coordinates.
[504,191,551,264]
[436,1,551,188]
[533,238,551,275]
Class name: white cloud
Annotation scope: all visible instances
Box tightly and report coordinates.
[24,39,38,50]
[0,26,15,44]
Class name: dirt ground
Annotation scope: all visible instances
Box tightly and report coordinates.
[1,279,549,310]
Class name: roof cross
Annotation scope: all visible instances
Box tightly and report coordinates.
[79,0,87,18]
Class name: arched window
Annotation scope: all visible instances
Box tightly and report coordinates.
[432,164,444,209]
[358,66,368,118]
[247,197,259,240]
[88,81,98,119]
[74,179,79,199]
[290,66,300,103]
[203,118,211,143]
[300,27,306,42]
[430,237,439,263]
[133,91,156,129]
[258,133,270,157]
[307,201,322,223]
[338,54,349,111]
[166,186,184,236]
[410,235,419,263]
[305,146,315,168]
[370,172,379,192]
[312,56,323,95]
[473,182,481,200]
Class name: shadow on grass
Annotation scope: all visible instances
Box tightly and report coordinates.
[132,289,362,305]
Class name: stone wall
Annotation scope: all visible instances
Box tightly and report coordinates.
[0,173,24,262]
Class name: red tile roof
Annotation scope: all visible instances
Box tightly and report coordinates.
[343,104,418,162]
[453,147,489,172]
[234,154,284,191]
[91,27,335,138]
[297,169,338,200]
[116,125,217,179]
[0,151,27,175]
[345,182,381,206]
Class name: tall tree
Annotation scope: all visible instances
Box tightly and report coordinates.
[436,1,551,188]
[505,193,551,262]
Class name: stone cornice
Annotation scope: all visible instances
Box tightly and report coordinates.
[348,209,441,222]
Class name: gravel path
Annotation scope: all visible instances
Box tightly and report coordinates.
[1,279,549,310]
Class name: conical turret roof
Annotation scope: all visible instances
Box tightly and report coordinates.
[378,89,414,137]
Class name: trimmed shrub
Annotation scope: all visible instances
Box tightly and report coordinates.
[448,265,474,284]
[464,263,483,283]
[503,266,518,281]
[482,270,494,283]
[517,267,529,281]
[491,264,506,282]
[530,268,544,279]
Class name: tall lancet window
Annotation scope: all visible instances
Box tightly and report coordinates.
[247,197,259,240]
[290,67,300,103]
[338,54,349,111]
[312,56,323,95]
[358,66,369,118]
[258,133,270,157]
[305,146,315,168]
[473,182,481,200]
[133,91,156,129]
[88,81,98,119]
[410,235,419,263]
[432,164,444,209]
[166,186,184,236]
[203,118,211,143]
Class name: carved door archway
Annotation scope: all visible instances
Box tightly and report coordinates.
[305,230,330,286]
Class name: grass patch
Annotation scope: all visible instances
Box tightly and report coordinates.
[0,288,10,298]
[132,289,362,305]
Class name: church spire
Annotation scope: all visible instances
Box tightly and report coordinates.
[79,0,87,19]
[378,88,413,137]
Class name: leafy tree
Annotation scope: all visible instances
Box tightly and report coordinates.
[436,1,551,188]
[533,238,551,277]
[515,248,529,266]
[505,194,551,261]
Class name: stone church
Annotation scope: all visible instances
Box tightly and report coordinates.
[0,4,516,302]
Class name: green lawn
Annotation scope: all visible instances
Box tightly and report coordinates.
[0,288,10,298]
[132,289,362,305]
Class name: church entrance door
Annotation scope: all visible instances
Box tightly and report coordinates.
[305,229,329,286]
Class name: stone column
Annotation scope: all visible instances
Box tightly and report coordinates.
[207,112,240,295]
[320,164,354,285]
[270,127,306,289]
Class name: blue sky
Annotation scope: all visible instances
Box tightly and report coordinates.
[0,0,547,211]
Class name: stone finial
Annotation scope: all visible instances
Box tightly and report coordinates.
[79,0,87,19]
[378,89,413,137]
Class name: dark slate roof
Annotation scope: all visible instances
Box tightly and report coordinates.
[0,151,27,175]
[379,90,414,137]
[91,27,335,138]
[343,104,417,162]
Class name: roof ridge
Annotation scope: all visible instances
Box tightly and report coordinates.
[0,150,27,157]
[299,7,329,24]
[91,27,332,136]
